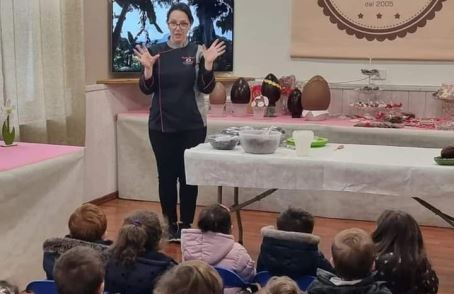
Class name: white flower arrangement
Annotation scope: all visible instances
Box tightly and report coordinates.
[1,99,15,117]
[433,83,454,100]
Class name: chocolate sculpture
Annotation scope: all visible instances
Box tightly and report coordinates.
[302,75,331,110]
[230,78,251,104]
[209,82,227,105]
[287,88,303,118]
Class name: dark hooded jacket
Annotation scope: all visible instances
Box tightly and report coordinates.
[105,250,176,294]
[42,236,112,279]
[307,269,392,294]
[257,226,334,278]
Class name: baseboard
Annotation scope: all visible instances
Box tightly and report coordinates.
[90,191,119,205]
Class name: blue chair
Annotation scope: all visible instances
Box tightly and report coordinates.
[254,271,273,287]
[26,280,58,294]
[214,266,257,291]
[296,275,316,290]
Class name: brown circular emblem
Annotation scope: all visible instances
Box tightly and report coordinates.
[318,0,446,41]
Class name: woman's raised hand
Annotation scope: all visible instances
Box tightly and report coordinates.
[133,44,160,71]
[202,39,226,71]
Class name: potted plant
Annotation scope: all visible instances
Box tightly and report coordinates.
[1,99,16,146]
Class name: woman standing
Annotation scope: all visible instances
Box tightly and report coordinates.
[134,3,225,241]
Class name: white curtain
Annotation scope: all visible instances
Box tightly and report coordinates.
[0,0,85,145]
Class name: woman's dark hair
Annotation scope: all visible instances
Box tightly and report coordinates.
[372,210,432,284]
[111,210,162,266]
[197,204,231,234]
[167,3,194,24]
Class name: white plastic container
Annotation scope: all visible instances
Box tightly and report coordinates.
[293,130,314,156]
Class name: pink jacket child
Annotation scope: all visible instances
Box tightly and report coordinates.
[181,204,256,293]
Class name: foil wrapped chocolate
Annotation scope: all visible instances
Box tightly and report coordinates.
[230,78,251,104]
[261,73,281,106]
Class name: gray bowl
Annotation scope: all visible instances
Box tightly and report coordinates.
[239,130,281,154]
[207,134,239,150]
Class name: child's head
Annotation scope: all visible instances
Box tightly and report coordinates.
[259,276,302,294]
[372,210,425,260]
[197,204,231,234]
[53,246,104,294]
[112,210,162,265]
[154,260,223,294]
[277,207,314,233]
[68,203,107,242]
[331,228,375,280]
[0,281,18,294]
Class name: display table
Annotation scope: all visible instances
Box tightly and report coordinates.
[0,142,85,288]
[185,143,454,241]
[185,143,451,196]
[117,111,454,227]
[208,115,454,148]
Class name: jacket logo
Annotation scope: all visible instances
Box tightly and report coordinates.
[181,56,195,65]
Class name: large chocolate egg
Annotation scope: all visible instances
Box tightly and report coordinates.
[301,75,331,110]
[209,82,226,105]
[261,73,281,106]
[230,78,251,104]
[287,88,303,118]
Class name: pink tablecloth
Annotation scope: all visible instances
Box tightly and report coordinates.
[0,142,83,171]
[118,110,428,130]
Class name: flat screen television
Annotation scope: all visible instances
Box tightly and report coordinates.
[111,0,234,73]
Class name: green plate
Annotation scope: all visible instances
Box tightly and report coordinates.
[434,156,454,166]
[286,136,328,148]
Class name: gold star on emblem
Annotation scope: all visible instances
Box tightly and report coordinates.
[377,13,382,19]
[358,13,364,19]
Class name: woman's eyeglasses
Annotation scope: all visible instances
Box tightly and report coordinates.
[168,21,190,30]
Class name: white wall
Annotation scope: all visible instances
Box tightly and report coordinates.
[233,0,454,86]
[84,0,454,86]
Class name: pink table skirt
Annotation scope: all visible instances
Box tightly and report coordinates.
[0,142,83,171]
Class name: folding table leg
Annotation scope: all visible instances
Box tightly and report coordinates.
[413,197,454,227]
[233,187,243,244]
[217,186,223,204]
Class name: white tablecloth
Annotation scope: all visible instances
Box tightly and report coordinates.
[117,112,454,226]
[185,143,451,198]
[0,146,84,288]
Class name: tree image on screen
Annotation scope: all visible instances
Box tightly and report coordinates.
[112,0,234,72]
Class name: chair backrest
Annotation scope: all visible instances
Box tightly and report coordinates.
[26,280,58,294]
[254,271,272,287]
[296,275,316,291]
[214,266,253,289]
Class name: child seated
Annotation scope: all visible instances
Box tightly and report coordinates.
[0,281,18,294]
[43,203,112,279]
[53,246,105,294]
[104,210,176,294]
[307,228,391,294]
[372,210,439,294]
[181,204,255,292]
[257,276,302,294]
[154,260,223,294]
[257,207,333,278]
